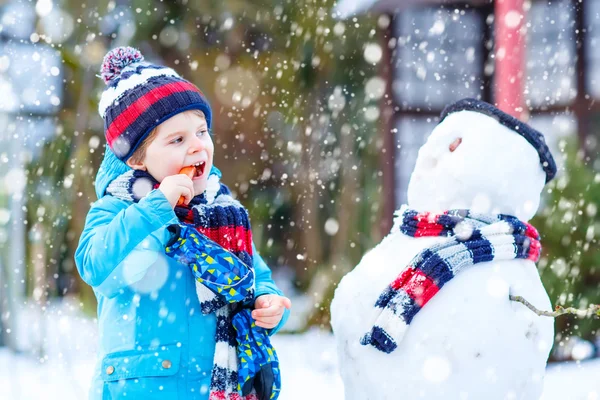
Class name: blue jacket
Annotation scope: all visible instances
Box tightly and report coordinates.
[75,149,289,399]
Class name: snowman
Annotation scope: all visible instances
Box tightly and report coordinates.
[330,98,557,400]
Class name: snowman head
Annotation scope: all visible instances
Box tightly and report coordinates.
[407,99,557,221]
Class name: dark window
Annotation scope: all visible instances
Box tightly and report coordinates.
[393,7,485,110]
[525,0,577,108]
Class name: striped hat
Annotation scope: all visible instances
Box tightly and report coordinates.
[98,46,212,161]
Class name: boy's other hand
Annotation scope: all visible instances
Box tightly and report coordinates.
[252,294,292,329]
[159,174,195,208]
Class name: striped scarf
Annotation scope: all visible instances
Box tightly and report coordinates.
[106,168,268,400]
[361,208,541,354]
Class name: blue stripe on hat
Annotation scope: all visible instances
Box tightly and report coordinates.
[104,75,201,127]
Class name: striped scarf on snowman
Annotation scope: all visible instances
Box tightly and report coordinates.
[361,208,542,354]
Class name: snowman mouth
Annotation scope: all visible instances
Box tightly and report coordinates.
[192,161,206,178]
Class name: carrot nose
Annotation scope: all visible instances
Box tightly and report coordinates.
[449,137,462,153]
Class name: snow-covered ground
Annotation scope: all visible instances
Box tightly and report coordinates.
[0,299,599,400]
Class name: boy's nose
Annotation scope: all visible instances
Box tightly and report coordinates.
[188,136,203,153]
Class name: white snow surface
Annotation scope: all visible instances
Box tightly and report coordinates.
[0,299,598,400]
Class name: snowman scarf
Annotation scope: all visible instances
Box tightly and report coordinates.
[106,168,280,400]
[361,208,541,354]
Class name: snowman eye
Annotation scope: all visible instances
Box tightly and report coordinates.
[449,137,462,152]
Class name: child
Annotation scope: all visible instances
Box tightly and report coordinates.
[75,47,291,400]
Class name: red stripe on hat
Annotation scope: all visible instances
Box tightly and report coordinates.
[392,267,439,307]
[106,80,201,146]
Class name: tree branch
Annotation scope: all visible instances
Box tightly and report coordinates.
[509,294,600,319]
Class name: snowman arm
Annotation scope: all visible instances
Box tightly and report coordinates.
[509,294,600,318]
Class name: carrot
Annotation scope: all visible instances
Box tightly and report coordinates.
[176,166,196,206]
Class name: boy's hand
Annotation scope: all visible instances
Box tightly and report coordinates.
[159,174,195,208]
[252,294,292,329]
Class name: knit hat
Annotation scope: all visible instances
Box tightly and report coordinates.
[98,46,213,161]
[440,98,557,183]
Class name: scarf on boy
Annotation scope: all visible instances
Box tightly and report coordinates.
[360,208,541,354]
[106,167,280,400]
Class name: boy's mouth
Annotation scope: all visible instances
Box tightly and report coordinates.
[192,161,206,179]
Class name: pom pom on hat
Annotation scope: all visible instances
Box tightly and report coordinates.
[100,46,144,85]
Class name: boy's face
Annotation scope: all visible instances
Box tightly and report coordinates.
[127,110,214,195]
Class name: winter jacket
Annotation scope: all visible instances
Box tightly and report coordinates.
[74,148,289,399]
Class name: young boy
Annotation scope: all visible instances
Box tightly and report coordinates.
[75,47,290,400]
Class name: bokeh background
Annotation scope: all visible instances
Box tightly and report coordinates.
[0,0,599,397]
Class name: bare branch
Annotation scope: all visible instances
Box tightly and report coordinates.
[509,294,600,319]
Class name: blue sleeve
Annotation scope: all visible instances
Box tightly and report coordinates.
[74,189,178,298]
[253,243,290,334]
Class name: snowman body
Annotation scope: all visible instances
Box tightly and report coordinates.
[331,104,556,400]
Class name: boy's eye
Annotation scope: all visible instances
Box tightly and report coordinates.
[170,129,207,144]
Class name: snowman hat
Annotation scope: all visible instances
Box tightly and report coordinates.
[440,98,557,183]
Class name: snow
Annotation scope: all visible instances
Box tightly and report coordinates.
[0,300,599,400]
[541,361,600,400]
